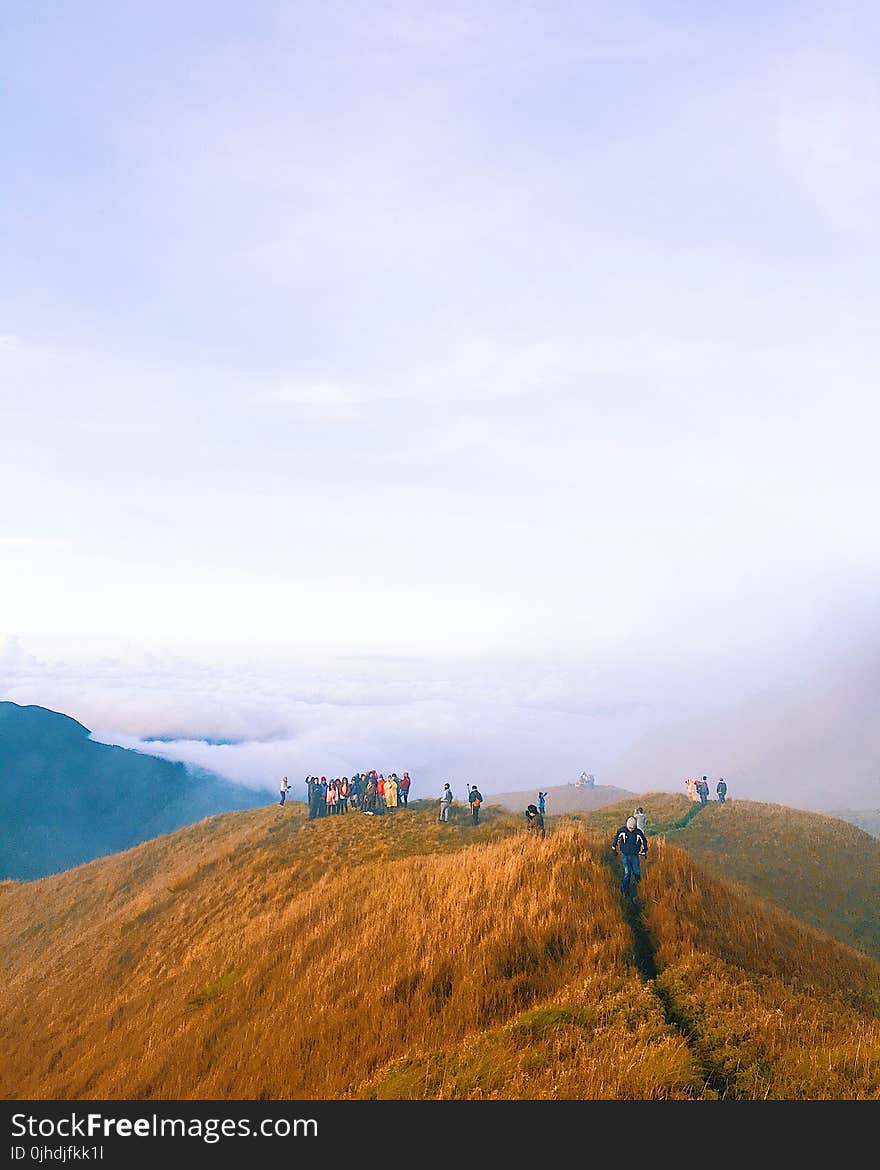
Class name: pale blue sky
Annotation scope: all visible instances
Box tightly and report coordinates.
[2,3,879,802]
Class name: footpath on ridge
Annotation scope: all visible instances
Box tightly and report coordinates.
[599,803,743,1100]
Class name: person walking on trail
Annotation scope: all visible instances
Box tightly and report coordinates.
[685,777,698,803]
[633,805,647,834]
[611,815,648,898]
[399,772,412,806]
[279,776,290,806]
[538,791,547,817]
[716,777,728,803]
[468,784,483,824]
[439,783,454,823]
[525,803,545,839]
[696,776,710,806]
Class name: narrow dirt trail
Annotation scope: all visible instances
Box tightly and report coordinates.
[603,849,741,1100]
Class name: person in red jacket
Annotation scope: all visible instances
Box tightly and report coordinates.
[399,772,412,806]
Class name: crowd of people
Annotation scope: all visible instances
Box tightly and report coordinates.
[279,772,730,901]
[280,771,414,817]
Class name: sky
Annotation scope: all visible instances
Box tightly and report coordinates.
[2,3,879,807]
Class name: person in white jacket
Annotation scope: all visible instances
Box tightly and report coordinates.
[439,783,454,823]
[279,776,290,806]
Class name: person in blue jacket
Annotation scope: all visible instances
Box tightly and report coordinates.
[611,816,648,898]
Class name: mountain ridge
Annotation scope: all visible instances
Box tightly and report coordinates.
[0,700,264,879]
[2,797,879,1100]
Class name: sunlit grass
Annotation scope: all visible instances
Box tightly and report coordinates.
[2,801,879,1100]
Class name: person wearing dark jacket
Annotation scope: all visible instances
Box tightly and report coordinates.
[525,804,545,839]
[307,775,322,820]
[468,784,483,824]
[611,816,648,897]
[716,778,728,803]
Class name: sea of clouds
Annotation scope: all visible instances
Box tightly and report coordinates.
[0,635,671,800]
[3,634,877,810]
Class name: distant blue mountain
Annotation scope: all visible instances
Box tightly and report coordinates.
[0,701,266,880]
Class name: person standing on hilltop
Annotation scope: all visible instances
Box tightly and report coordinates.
[279,776,290,806]
[350,773,362,810]
[716,777,728,803]
[439,783,454,823]
[633,806,647,834]
[363,773,377,814]
[611,815,648,898]
[307,776,321,820]
[385,772,398,812]
[525,803,545,839]
[686,777,698,803]
[696,776,709,807]
[399,772,412,807]
[326,779,339,815]
[538,791,547,817]
[468,784,483,824]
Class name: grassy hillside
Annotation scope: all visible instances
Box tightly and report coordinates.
[574,794,880,962]
[2,801,879,1100]
[484,782,634,815]
[0,701,264,879]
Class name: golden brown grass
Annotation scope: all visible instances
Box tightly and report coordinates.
[576,794,880,961]
[2,803,879,1100]
[642,840,880,1099]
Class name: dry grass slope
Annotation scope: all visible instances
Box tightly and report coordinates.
[575,795,880,961]
[2,802,879,1100]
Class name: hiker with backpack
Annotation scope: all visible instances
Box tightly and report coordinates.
[611,815,648,898]
[716,777,728,803]
[633,805,647,834]
[467,784,483,824]
[538,791,547,817]
[696,776,710,806]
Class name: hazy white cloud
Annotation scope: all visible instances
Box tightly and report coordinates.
[3,4,879,813]
[4,629,879,809]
